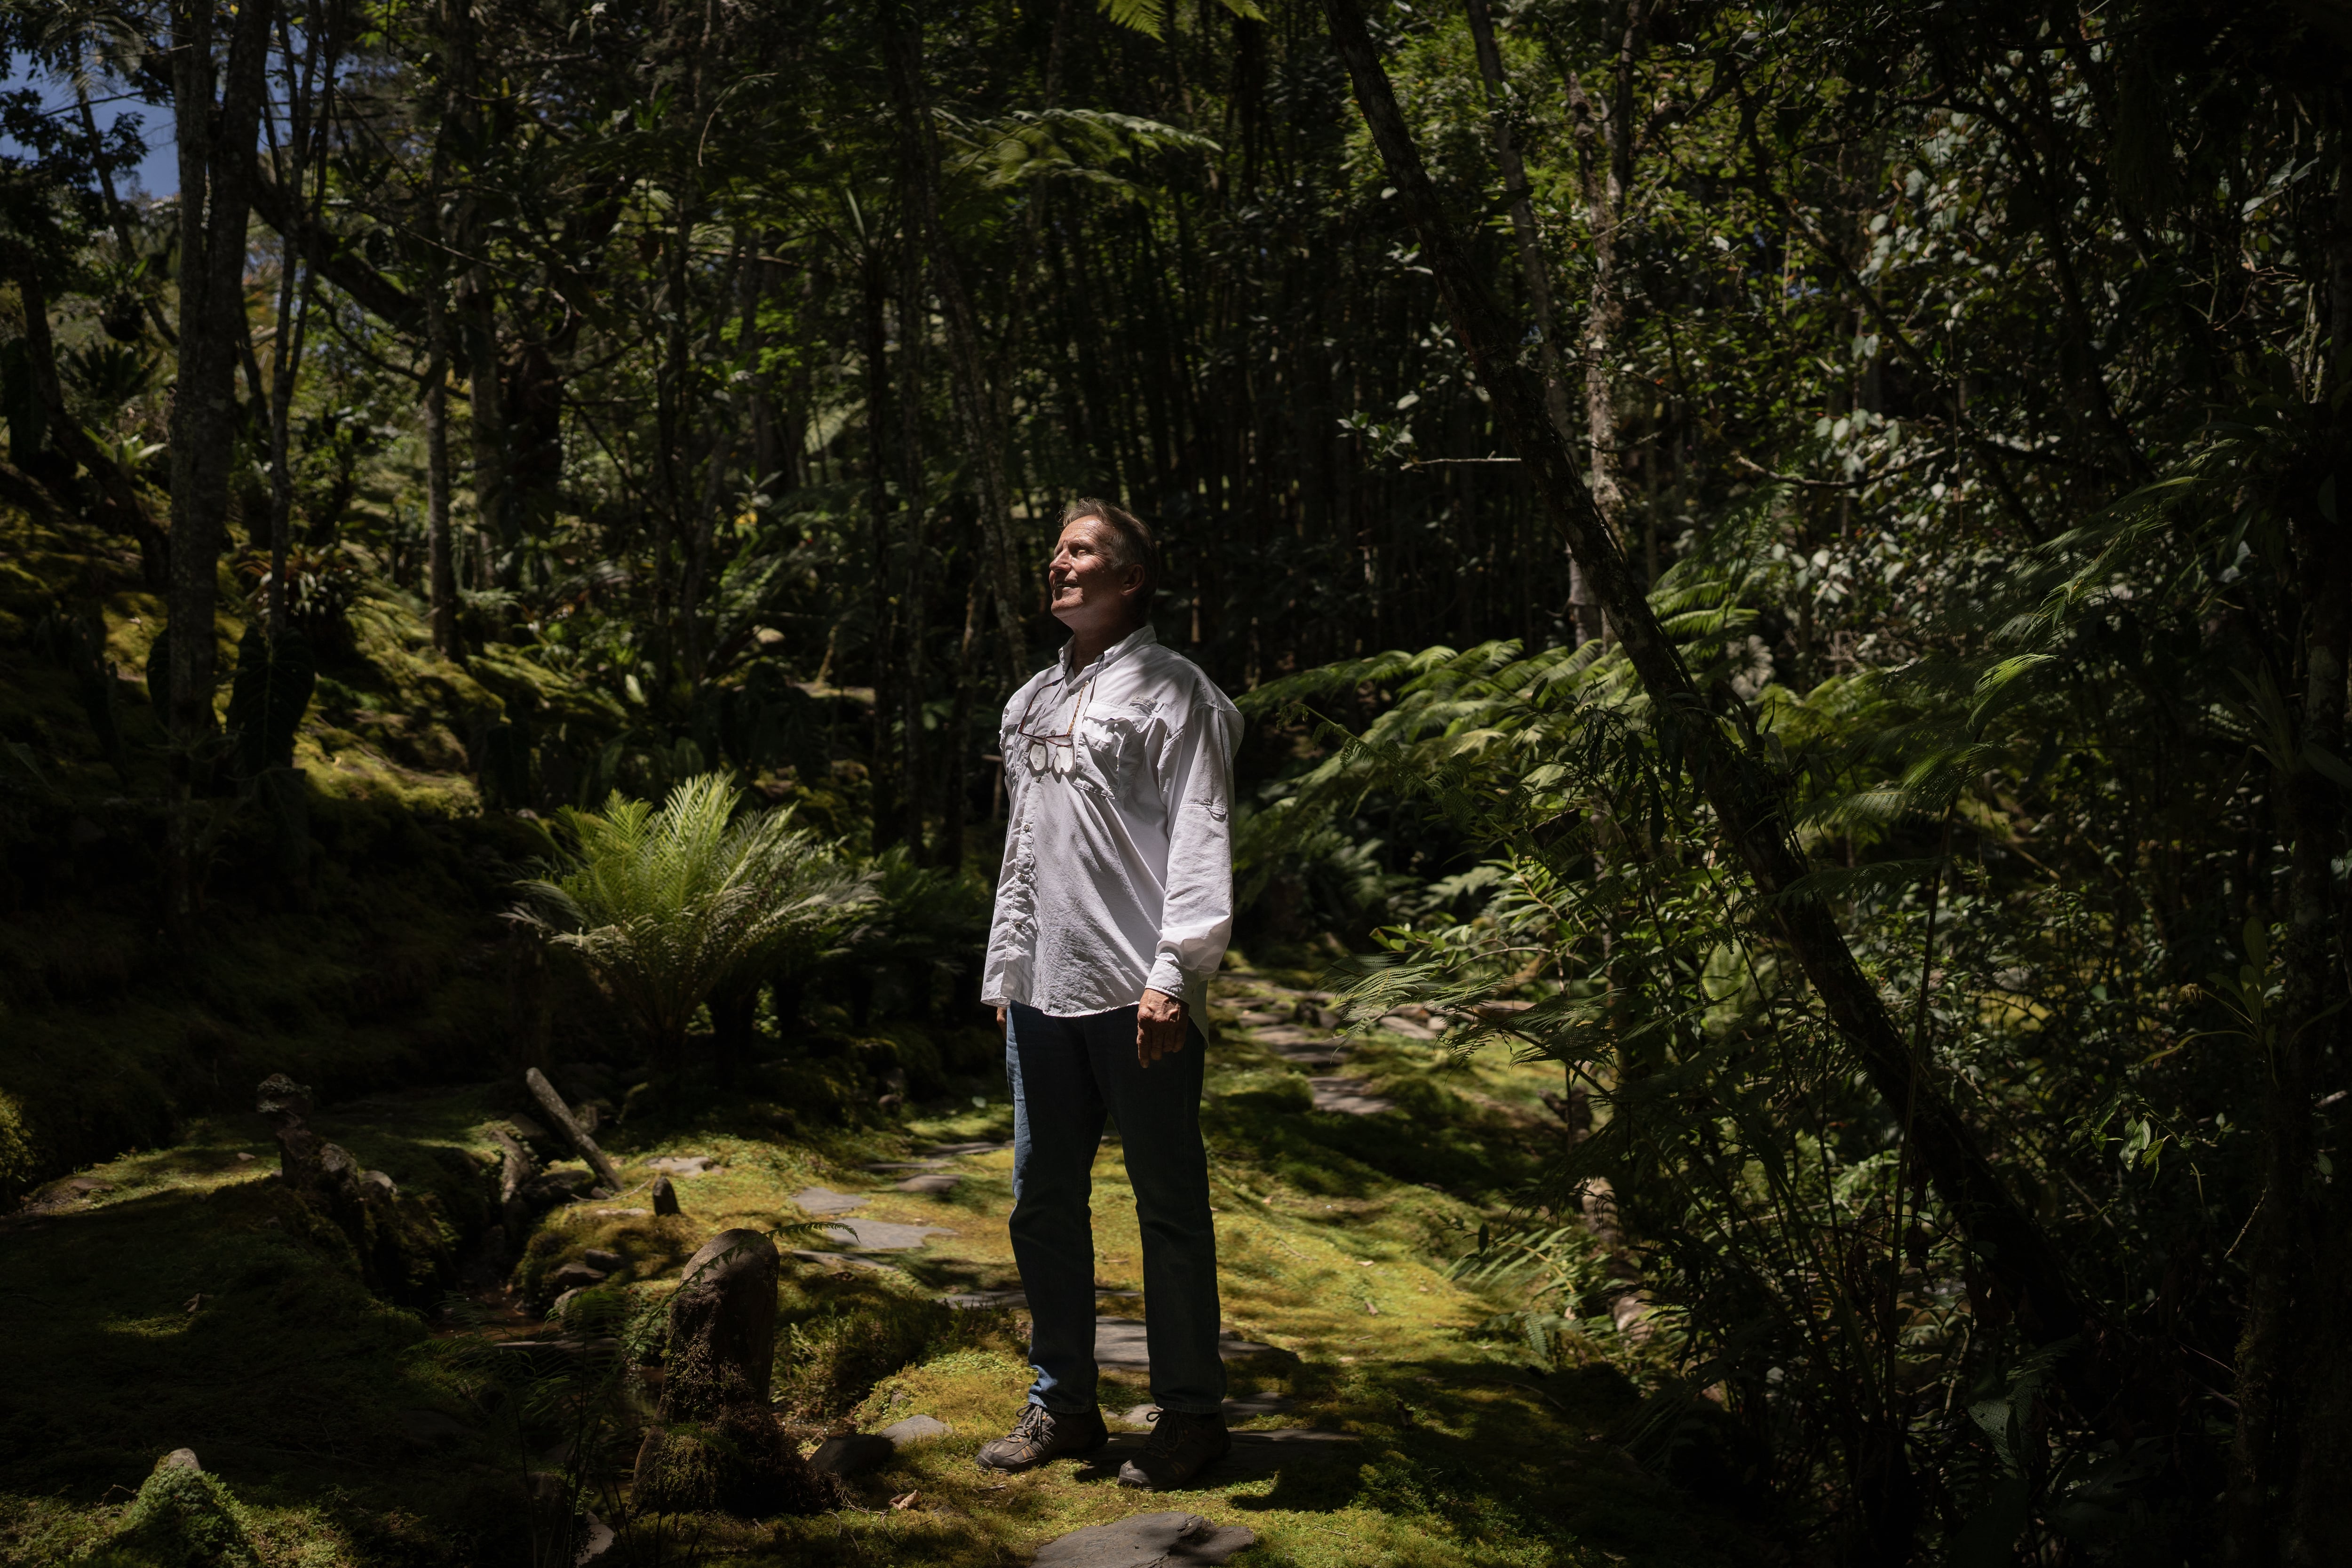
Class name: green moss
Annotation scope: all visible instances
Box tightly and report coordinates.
[82,1460,260,1568]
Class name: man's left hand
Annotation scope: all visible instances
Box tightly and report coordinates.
[1137,988,1187,1068]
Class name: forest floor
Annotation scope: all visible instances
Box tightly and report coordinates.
[0,966,1765,1568]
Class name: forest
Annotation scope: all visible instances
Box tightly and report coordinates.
[2,0,2348,1563]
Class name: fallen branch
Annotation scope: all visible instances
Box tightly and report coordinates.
[525,1069,624,1193]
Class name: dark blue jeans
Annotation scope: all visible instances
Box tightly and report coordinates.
[1004,1002,1226,1417]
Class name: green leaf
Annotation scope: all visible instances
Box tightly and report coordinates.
[1097,0,1166,38]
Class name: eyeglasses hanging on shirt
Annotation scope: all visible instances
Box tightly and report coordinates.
[1013,670,1097,777]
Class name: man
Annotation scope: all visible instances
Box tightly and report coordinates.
[975,498,1243,1490]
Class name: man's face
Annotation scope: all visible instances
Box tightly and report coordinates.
[1047,516,1143,629]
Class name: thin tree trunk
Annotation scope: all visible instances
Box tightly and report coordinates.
[1319,0,2103,1402]
[424,292,458,656]
[2227,111,2352,1568]
[880,0,1026,689]
[898,241,930,859]
[861,252,900,847]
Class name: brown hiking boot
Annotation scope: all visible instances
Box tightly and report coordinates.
[975,1403,1108,1472]
[1116,1409,1232,1489]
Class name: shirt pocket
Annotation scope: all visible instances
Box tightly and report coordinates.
[1077,703,1153,804]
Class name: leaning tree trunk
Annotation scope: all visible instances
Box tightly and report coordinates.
[1316,0,2105,1407]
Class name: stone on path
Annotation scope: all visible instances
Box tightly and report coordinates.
[943,1286,1028,1308]
[922,1140,1011,1156]
[1119,1391,1293,1429]
[791,1186,867,1215]
[1089,1318,1285,1370]
[647,1155,721,1177]
[650,1175,681,1216]
[825,1217,955,1251]
[1030,1511,1255,1567]
[895,1172,961,1194]
[1308,1076,1394,1115]
[790,1249,901,1274]
[1090,1431,1357,1486]
[860,1157,951,1172]
[1250,1025,1320,1047]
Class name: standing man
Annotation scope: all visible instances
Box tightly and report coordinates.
[975,499,1243,1490]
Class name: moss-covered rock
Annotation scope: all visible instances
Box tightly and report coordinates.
[82,1452,259,1568]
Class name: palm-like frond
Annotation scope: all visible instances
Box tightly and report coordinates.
[509,775,874,1057]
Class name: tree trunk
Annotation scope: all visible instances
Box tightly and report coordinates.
[167,0,278,926]
[2226,112,2352,1568]
[880,0,1026,690]
[1318,0,2102,1399]
[897,240,930,858]
[861,252,901,847]
[424,292,459,656]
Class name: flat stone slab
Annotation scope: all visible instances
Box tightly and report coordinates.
[895,1172,961,1194]
[1236,1010,1287,1027]
[922,1140,1011,1157]
[1378,1012,1442,1039]
[1032,1511,1256,1567]
[645,1155,720,1177]
[826,1218,956,1251]
[1308,1077,1394,1115]
[791,1186,869,1216]
[1090,1317,1286,1370]
[1119,1392,1293,1428]
[944,1286,1142,1310]
[860,1159,950,1173]
[788,1250,900,1274]
[1089,1431,1357,1485]
[1249,1025,1324,1048]
[1275,1044,1349,1068]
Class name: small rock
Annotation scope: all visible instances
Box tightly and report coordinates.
[361,1170,397,1198]
[159,1448,202,1472]
[646,1155,720,1178]
[808,1433,895,1478]
[548,1261,609,1292]
[234,1152,256,1163]
[879,1414,951,1446]
[592,1207,650,1218]
[577,1510,615,1563]
[588,1186,616,1200]
[895,1172,960,1195]
[651,1175,681,1216]
[1031,1512,1255,1567]
[583,1248,622,1271]
[550,1288,582,1319]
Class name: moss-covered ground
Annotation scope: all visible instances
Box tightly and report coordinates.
[0,972,1763,1568]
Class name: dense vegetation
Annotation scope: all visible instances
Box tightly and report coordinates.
[4,0,2351,1563]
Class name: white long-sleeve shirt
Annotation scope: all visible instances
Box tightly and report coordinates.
[981,623,1242,1019]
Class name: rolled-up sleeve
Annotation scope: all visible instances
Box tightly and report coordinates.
[1143,688,1243,1007]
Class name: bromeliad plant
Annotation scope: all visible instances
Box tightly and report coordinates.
[510,774,874,1072]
